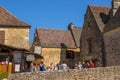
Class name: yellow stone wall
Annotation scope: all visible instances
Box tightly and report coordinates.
[42,48,61,67]
[0,27,30,49]
[41,47,80,67]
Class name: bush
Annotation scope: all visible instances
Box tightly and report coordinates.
[0,71,7,80]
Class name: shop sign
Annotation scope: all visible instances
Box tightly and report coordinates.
[26,55,35,61]
[14,53,21,63]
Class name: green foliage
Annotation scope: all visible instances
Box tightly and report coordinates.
[0,71,7,80]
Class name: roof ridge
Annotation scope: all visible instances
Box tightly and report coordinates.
[88,5,111,8]
[37,27,68,31]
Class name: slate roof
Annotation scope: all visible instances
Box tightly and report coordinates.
[70,27,82,47]
[36,28,76,48]
[104,7,120,32]
[89,5,111,32]
[0,31,5,44]
[0,6,30,27]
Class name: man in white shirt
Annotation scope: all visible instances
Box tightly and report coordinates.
[62,61,67,71]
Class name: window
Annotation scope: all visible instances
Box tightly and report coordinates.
[88,39,92,54]
[66,50,74,59]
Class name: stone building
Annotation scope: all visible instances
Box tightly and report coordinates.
[80,5,110,67]
[0,6,30,49]
[80,0,120,67]
[32,24,82,68]
[104,7,120,66]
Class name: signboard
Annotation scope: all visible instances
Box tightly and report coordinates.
[15,64,20,72]
[26,55,35,61]
[13,53,22,63]
[34,46,41,54]
[13,51,23,73]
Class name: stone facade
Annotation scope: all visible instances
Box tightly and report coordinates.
[80,6,106,67]
[0,6,30,49]
[42,48,61,67]
[39,48,80,67]
[80,0,120,67]
[8,66,120,80]
[33,44,80,68]
[61,48,80,68]
[32,27,81,68]
[0,27,30,49]
[104,27,120,66]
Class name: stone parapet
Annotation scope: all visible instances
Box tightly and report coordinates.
[8,66,120,80]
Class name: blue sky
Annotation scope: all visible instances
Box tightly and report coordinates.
[0,0,111,42]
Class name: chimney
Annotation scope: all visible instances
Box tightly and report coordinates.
[68,23,74,30]
[111,0,120,16]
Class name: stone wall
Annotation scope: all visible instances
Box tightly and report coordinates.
[8,66,120,80]
[42,48,61,67]
[42,48,80,68]
[0,27,30,49]
[80,7,105,67]
[104,27,120,66]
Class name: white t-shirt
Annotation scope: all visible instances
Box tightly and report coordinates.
[62,63,67,70]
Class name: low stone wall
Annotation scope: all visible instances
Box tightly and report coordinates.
[8,66,120,80]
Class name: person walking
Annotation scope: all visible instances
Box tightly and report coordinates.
[49,63,54,71]
[78,61,83,70]
[82,61,88,68]
[89,60,95,68]
[58,61,63,70]
[40,61,46,71]
[62,61,67,71]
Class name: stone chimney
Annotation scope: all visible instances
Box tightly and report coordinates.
[68,23,74,30]
[111,0,120,16]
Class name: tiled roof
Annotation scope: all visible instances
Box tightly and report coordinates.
[70,27,82,47]
[89,5,111,32]
[104,7,120,32]
[36,28,76,48]
[0,6,30,27]
[0,31,5,44]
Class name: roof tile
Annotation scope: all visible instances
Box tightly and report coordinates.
[70,27,82,47]
[89,5,111,32]
[0,6,30,27]
[36,28,76,48]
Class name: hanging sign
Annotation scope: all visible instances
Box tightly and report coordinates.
[34,46,41,54]
[26,55,35,61]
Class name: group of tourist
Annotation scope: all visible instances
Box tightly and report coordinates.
[30,61,46,72]
[74,60,95,70]
[46,61,68,71]
[29,60,95,72]
[29,61,68,72]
